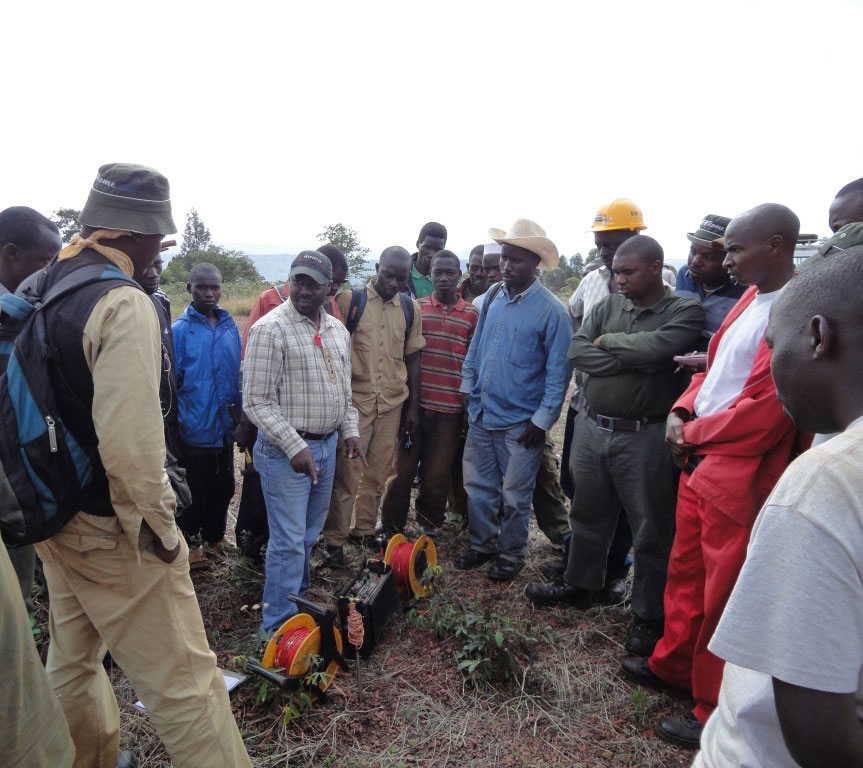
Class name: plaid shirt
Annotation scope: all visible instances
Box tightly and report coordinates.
[243,300,359,459]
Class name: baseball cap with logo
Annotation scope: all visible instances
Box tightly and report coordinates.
[290,250,333,285]
[79,163,176,235]
[687,214,731,249]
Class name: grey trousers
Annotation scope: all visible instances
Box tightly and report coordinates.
[565,412,676,620]
[6,544,35,614]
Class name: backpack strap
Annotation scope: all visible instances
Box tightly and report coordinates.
[479,281,504,322]
[399,293,414,339]
[345,288,367,335]
[38,264,138,311]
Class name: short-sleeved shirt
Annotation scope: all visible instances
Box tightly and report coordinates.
[695,416,863,768]
[335,282,425,416]
[417,294,479,413]
[409,265,433,298]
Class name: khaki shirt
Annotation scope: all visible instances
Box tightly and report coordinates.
[336,282,425,416]
[82,285,178,552]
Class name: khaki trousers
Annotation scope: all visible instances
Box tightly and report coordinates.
[0,542,75,768]
[325,406,402,546]
[36,514,251,768]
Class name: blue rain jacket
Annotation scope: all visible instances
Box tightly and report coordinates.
[172,304,241,448]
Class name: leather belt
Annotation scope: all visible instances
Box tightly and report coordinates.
[586,408,664,433]
[297,429,336,441]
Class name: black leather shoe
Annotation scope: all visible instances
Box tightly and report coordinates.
[320,545,344,567]
[487,557,524,581]
[454,549,496,570]
[538,559,566,580]
[620,656,688,695]
[595,577,627,605]
[656,713,703,749]
[625,615,664,657]
[524,578,594,608]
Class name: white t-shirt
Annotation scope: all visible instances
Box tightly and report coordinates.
[694,288,782,417]
[694,416,863,768]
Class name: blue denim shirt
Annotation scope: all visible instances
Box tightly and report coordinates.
[675,265,746,346]
[460,279,572,430]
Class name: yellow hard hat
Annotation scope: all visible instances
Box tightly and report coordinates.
[590,198,647,232]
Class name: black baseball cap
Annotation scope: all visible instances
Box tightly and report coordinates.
[290,250,333,285]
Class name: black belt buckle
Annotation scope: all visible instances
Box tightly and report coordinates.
[595,414,615,432]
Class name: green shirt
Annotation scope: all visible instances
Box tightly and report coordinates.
[410,265,433,298]
[570,286,704,419]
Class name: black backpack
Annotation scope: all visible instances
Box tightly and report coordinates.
[344,288,414,342]
[0,263,138,544]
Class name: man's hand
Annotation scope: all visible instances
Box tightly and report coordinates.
[290,447,319,485]
[402,404,419,439]
[666,409,695,468]
[345,436,368,467]
[461,393,470,412]
[517,422,546,449]
[592,334,606,348]
[233,414,257,452]
[142,521,182,564]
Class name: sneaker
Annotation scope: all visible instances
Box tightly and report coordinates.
[487,557,524,581]
[454,549,496,570]
[320,544,344,567]
[625,615,664,657]
[188,546,210,571]
[524,577,593,608]
[656,712,703,749]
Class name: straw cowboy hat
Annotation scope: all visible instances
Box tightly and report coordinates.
[488,218,560,270]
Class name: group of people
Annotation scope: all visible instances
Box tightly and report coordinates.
[2,161,863,768]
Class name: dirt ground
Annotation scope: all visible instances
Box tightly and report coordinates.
[31,422,695,767]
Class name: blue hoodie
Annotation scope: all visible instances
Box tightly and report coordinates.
[172,304,241,449]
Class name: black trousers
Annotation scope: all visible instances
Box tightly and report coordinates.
[234,467,269,561]
[561,405,633,581]
[178,445,235,544]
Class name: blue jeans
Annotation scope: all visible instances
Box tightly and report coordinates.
[255,432,338,633]
[462,420,544,562]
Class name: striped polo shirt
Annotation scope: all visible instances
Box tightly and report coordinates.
[417,293,479,413]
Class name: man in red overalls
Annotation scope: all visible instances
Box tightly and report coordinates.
[621,203,805,748]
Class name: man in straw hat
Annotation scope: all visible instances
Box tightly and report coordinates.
[455,218,571,581]
[32,164,250,767]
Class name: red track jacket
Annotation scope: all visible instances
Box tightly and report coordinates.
[673,286,804,527]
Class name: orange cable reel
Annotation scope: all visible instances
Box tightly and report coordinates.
[383,533,438,599]
[261,613,343,694]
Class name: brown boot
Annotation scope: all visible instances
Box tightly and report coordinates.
[188,545,210,571]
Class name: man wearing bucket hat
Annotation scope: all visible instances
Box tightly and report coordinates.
[455,219,572,581]
[675,214,746,349]
[32,164,251,767]
[244,251,361,633]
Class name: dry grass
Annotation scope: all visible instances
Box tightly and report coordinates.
[160,281,270,319]
[31,391,695,767]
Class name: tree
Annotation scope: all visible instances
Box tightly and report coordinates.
[317,223,371,285]
[51,208,81,243]
[584,247,599,267]
[180,209,212,261]
[540,254,576,294]
[161,245,264,285]
[571,253,584,278]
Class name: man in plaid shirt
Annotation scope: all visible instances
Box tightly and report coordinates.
[243,251,363,635]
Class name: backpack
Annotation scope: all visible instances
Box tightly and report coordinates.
[0,263,138,545]
[344,288,415,342]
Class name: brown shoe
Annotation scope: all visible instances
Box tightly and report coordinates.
[188,546,210,571]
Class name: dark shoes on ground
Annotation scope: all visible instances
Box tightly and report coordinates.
[320,544,344,567]
[454,549,496,570]
[487,557,524,581]
[524,577,594,608]
[625,615,664,657]
[656,713,703,749]
[620,656,688,697]
[595,577,627,605]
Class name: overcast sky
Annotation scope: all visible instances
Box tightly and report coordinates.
[4,1,861,265]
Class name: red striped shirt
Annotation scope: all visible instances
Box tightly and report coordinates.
[417,294,479,413]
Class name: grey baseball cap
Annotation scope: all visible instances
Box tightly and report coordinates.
[290,250,333,285]
[79,163,177,235]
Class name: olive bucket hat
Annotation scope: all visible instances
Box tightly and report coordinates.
[79,163,177,235]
